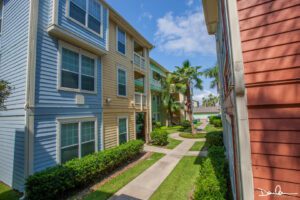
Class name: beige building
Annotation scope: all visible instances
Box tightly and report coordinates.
[102,4,153,148]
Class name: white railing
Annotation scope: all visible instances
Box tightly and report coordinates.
[134,92,147,109]
[151,80,161,88]
[133,52,146,70]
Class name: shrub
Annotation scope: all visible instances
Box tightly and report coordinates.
[209,116,222,128]
[180,120,191,131]
[194,146,227,200]
[205,131,223,147]
[151,129,168,146]
[25,140,144,200]
[153,121,162,129]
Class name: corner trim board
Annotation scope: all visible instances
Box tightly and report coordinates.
[25,0,39,178]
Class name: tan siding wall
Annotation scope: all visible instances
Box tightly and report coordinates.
[102,19,150,149]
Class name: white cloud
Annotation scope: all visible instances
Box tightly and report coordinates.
[154,9,216,55]
[139,12,153,21]
[186,0,194,6]
[193,90,217,104]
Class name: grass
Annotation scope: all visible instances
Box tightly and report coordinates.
[150,156,202,200]
[84,153,165,200]
[161,126,183,134]
[179,132,206,139]
[0,182,21,200]
[190,141,206,151]
[166,137,182,149]
[204,124,222,132]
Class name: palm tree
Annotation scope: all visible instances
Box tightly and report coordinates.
[202,94,219,107]
[172,60,203,134]
[203,64,219,89]
[161,74,182,126]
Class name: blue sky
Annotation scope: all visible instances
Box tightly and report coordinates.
[106,0,217,102]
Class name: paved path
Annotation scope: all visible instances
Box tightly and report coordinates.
[109,133,207,200]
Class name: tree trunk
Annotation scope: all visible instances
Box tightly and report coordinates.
[186,82,195,134]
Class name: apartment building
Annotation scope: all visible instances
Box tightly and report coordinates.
[149,58,169,126]
[101,5,153,148]
[203,0,300,199]
[0,0,153,191]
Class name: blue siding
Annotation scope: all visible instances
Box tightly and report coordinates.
[34,0,103,173]
[57,0,108,51]
[0,0,29,191]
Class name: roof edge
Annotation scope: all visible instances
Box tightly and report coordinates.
[150,58,169,73]
[202,0,219,35]
[101,0,154,49]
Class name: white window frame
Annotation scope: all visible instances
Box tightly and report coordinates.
[0,0,3,34]
[117,116,129,145]
[116,26,126,55]
[65,0,104,37]
[56,116,98,164]
[117,65,127,97]
[58,41,97,94]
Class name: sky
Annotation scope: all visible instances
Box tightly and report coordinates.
[106,0,218,103]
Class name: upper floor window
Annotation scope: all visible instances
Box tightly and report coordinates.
[152,71,161,81]
[60,43,96,93]
[59,119,96,163]
[117,27,126,54]
[68,0,102,35]
[0,0,3,33]
[117,67,127,96]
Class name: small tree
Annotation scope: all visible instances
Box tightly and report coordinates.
[0,80,12,110]
[161,74,181,126]
[172,60,203,134]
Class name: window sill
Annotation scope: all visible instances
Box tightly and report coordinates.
[116,50,127,58]
[58,87,97,95]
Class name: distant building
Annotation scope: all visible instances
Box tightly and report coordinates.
[192,100,200,108]
[193,106,220,121]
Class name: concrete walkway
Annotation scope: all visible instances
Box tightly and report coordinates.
[109,133,207,200]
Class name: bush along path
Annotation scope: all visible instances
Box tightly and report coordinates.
[109,133,207,200]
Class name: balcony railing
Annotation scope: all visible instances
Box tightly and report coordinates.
[133,52,146,70]
[134,92,147,108]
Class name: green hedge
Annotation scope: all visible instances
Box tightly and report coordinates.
[25,140,144,200]
[209,116,222,128]
[205,131,223,148]
[179,120,191,132]
[194,146,228,200]
[151,129,168,146]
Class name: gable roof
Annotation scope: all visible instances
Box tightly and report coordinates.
[193,106,220,114]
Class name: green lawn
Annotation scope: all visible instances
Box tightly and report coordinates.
[0,182,21,200]
[166,137,182,149]
[150,156,202,200]
[204,124,222,132]
[161,126,183,134]
[179,132,206,139]
[190,141,206,151]
[84,153,165,200]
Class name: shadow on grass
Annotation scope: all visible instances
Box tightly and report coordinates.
[0,189,21,200]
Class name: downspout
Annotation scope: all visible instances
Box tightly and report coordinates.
[225,0,254,199]
[23,0,39,198]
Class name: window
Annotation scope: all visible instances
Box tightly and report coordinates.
[117,27,126,54]
[152,71,161,81]
[68,0,102,35]
[118,117,128,145]
[117,68,127,96]
[0,0,3,33]
[60,44,96,93]
[60,119,96,163]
